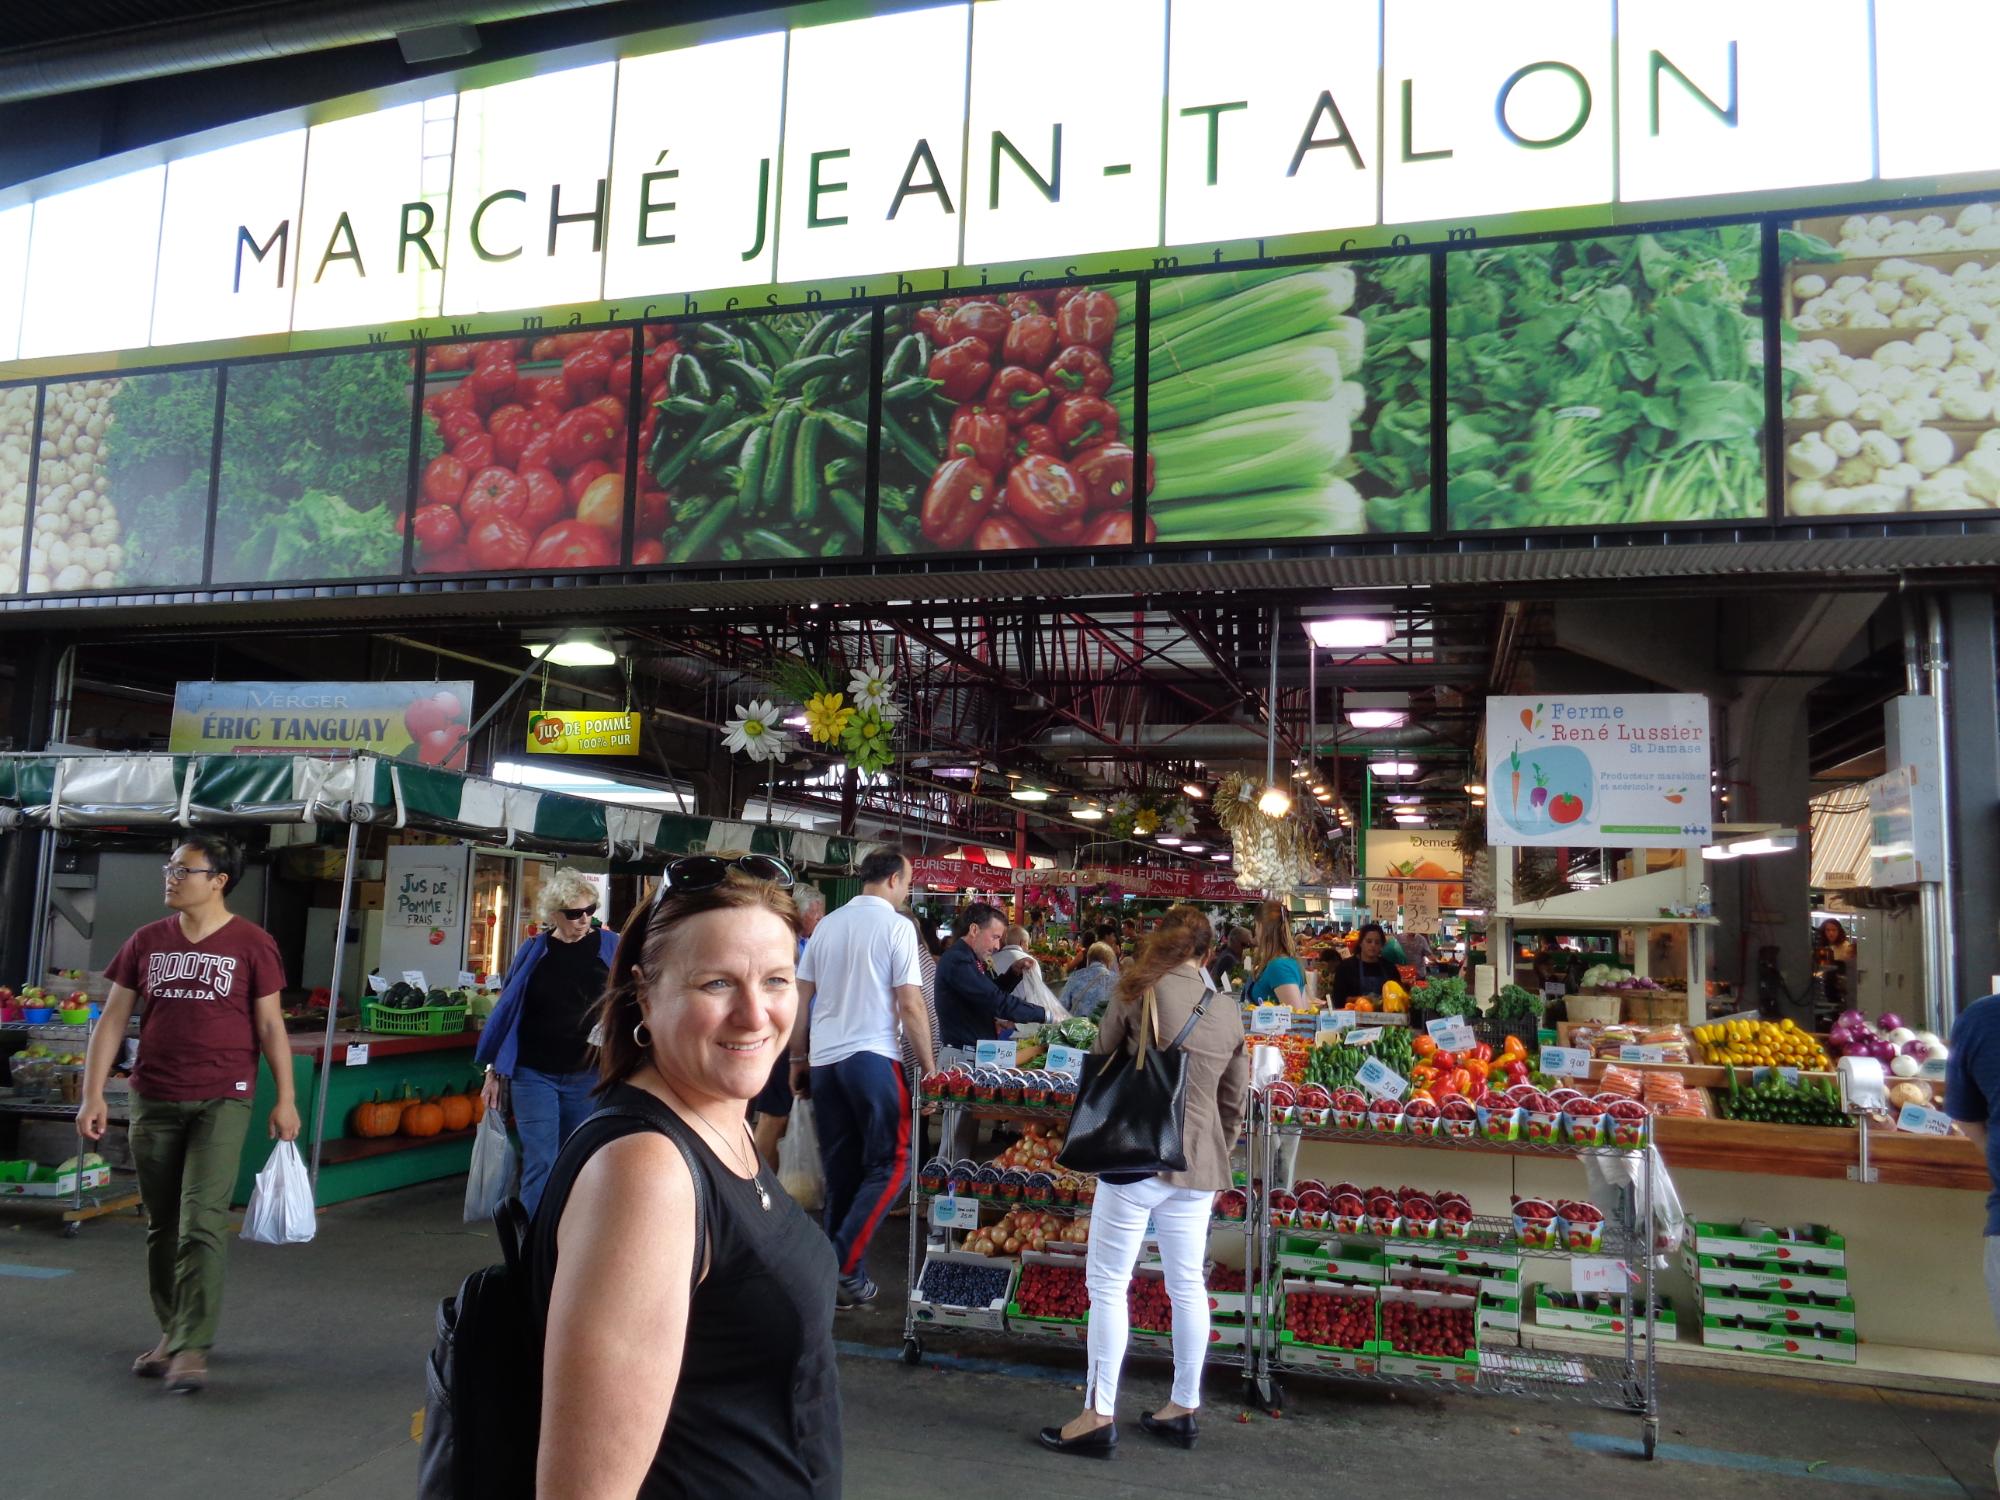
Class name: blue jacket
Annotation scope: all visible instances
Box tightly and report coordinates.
[474,927,621,1076]
[935,939,1043,1047]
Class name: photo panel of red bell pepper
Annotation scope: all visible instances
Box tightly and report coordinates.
[874,284,1149,555]
[411,328,634,576]
[639,310,873,566]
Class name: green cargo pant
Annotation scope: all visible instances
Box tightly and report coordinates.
[129,1092,253,1354]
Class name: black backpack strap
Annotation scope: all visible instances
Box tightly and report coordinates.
[574,1099,710,1294]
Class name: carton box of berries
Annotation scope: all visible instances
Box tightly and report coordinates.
[1518,1090,1564,1145]
[1556,1199,1607,1253]
[1511,1196,1561,1251]
[1475,1089,1522,1142]
[913,1252,1018,1332]
[1604,1096,1651,1148]
[1206,1262,1250,1318]
[1379,1286,1480,1380]
[1264,1080,1299,1124]
[1280,1279,1382,1371]
[1007,1251,1092,1340]
[1366,1096,1406,1136]
[1332,1088,1369,1131]
[1560,1093,1608,1147]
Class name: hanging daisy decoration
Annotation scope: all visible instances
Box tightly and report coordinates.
[803,691,855,746]
[842,708,895,773]
[1164,801,1198,839]
[1108,792,1137,819]
[847,663,898,715]
[723,700,793,763]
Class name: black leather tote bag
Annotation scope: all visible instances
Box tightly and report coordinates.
[1056,987,1210,1176]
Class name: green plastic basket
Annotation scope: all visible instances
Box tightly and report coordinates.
[361,1000,469,1036]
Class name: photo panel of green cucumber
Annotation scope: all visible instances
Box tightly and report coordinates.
[211,350,410,585]
[1781,201,2000,519]
[28,367,217,593]
[641,310,874,565]
[0,384,33,593]
[1445,227,1767,530]
[875,284,1141,554]
[1143,258,1432,543]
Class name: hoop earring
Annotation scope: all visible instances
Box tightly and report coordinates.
[632,1020,653,1048]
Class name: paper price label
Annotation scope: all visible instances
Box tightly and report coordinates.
[1347,1027,1385,1048]
[366,974,389,995]
[1046,1045,1086,1078]
[975,1039,1017,1068]
[1324,1010,1357,1032]
[1356,1056,1407,1101]
[401,970,429,991]
[1540,1046,1591,1078]
[1249,1006,1290,1035]
[929,1195,981,1230]
[1920,1056,1948,1081]
[1426,1018,1475,1051]
[1572,1257,1634,1294]
[1752,1066,1800,1087]
[1896,1103,1955,1136]
[1542,983,1568,1000]
[1617,1044,1671,1064]
[457,970,477,989]
[344,1043,370,1067]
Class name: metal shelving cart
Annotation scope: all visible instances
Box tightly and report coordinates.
[1252,1092,1661,1457]
[1,1019,143,1236]
[901,1091,1264,1395]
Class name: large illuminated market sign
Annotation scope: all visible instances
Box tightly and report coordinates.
[0,0,1991,368]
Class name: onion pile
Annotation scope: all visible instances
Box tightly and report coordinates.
[1827,1009,1948,1077]
[26,377,124,592]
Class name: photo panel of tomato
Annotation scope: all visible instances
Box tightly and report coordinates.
[0,384,33,593]
[638,310,873,565]
[1445,227,1766,530]
[211,350,409,585]
[413,328,634,576]
[1781,201,2000,520]
[874,284,1143,554]
[1145,259,1432,543]
[28,367,217,593]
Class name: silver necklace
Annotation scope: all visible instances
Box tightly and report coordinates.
[653,1066,770,1210]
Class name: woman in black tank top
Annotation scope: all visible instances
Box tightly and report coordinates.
[533,858,840,1500]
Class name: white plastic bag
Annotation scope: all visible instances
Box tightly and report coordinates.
[463,1110,517,1224]
[778,1100,824,1212]
[240,1140,316,1245]
[994,946,1068,1021]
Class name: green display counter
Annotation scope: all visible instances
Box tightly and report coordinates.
[232,1032,486,1208]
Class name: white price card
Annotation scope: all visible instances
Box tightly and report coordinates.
[457,970,477,988]
[929,1195,981,1230]
[1249,1005,1290,1035]
[1540,1046,1592,1078]
[1355,1056,1408,1102]
[1046,1045,1086,1078]
[1921,1056,1948,1081]
[1896,1103,1955,1136]
[1617,1044,1671,1064]
[401,970,429,991]
[366,974,390,995]
[1752,1066,1800,1087]
[1347,1027,1386,1048]
[344,1043,370,1067]
[1324,1010,1358,1033]
[1542,983,1569,1001]
[1426,1017,1475,1052]
[975,1039,1018,1068]
[1572,1257,1633,1294]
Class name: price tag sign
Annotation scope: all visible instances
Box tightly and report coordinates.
[1046,1045,1086,1078]
[1249,1005,1290,1036]
[929,1195,981,1230]
[1617,1044,1670,1064]
[1542,983,1568,1001]
[1921,1056,1948,1081]
[975,1039,1017,1068]
[1896,1103,1955,1136]
[457,970,477,988]
[344,1043,370,1067]
[1324,1010,1357,1033]
[1753,1066,1801,1087]
[366,974,389,995]
[1572,1257,1633,1294]
[1347,1027,1385,1048]
[1356,1056,1407,1101]
[1426,1017,1475,1051]
[1540,1046,1592,1078]
[401,970,429,991]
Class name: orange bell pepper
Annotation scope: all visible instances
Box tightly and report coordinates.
[1351,997,1375,1013]
[1451,1068,1474,1094]
[1504,1035,1526,1055]
[1462,1057,1490,1082]
[1414,1035,1439,1058]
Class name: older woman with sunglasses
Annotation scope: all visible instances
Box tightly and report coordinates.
[476,866,620,1215]
[534,852,839,1499]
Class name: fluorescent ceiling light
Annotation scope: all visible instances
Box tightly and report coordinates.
[782,714,809,729]
[932,765,978,779]
[493,760,687,809]
[1393,813,1426,825]
[1071,805,1105,821]
[1370,761,1418,778]
[1211,852,1231,862]
[1305,616,1392,649]
[1257,786,1292,817]
[1347,709,1408,729]
[526,636,618,667]
[1156,834,1183,846]
[1386,794,1423,805]
[1464,782,1486,796]
[1010,786,1051,803]
[1329,885,1357,901]
[1454,907,1486,917]
[1182,842,1205,852]
[1182,783,1205,799]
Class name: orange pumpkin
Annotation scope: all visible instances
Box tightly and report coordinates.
[351,1093,401,1138]
[438,1088,474,1132]
[402,1100,446,1138]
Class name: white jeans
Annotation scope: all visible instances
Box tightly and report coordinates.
[1084,1177,1214,1415]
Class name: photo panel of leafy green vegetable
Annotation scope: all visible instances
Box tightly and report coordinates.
[1780,202,2000,519]
[874,285,1140,553]
[642,310,873,565]
[211,350,410,584]
[1144,258,1432,543]
[0,385,33,593]
[1445,228,1767,530]
[27,368,216,593]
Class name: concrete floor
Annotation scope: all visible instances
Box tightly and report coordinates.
[2,1180,1997,1500]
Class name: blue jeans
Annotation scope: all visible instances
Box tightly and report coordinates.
[810,1051,910,1280]
[512,1065,599,1216]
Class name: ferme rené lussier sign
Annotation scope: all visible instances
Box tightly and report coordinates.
[0,0,1986,365]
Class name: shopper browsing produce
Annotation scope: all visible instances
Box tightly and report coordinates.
[1059,942,1121,1021]
[535,855,840,1499]
[1038,905,1248,1459]
[934,902,1048,1047]
[77,836,298,1396]
[474,867,620,1216]
[1243,902,1306,1007]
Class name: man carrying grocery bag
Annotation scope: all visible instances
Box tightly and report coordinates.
[77,836,299,1394]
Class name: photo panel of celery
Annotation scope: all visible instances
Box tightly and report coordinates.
[1781,202,2000,518]
[1143,259,1432,542]
[1445,228,1766,530]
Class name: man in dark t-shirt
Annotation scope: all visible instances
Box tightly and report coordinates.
[1944,995,2000,1382]
[80,835,297,1394]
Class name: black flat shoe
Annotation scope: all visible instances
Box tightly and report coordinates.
[1140,1411,1198,1448]
[1037,1422,1117,1458]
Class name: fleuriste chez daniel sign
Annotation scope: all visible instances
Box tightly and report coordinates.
[0,0,1989,371]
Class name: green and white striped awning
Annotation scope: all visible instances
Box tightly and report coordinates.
[0,752,865,869]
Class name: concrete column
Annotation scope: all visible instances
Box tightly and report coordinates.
[0,634,60,987]
[1943,590,2000,1011]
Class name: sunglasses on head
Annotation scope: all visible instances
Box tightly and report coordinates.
[558,904,599,920]
[649,854,793,910]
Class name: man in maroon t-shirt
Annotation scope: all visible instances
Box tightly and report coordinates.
[80,835,298,1394]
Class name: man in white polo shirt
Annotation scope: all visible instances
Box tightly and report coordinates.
[791,848,933,1306]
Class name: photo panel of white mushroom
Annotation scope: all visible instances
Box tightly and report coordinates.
[1781,202,2000,518]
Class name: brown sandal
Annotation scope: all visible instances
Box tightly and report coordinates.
[165,1353,207,1393]
[132,1348,171,1378]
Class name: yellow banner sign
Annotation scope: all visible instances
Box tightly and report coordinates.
[527,710,641,756]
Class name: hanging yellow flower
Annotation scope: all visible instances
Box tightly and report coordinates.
[1134,809,1160,836]
[804,691,855,745]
